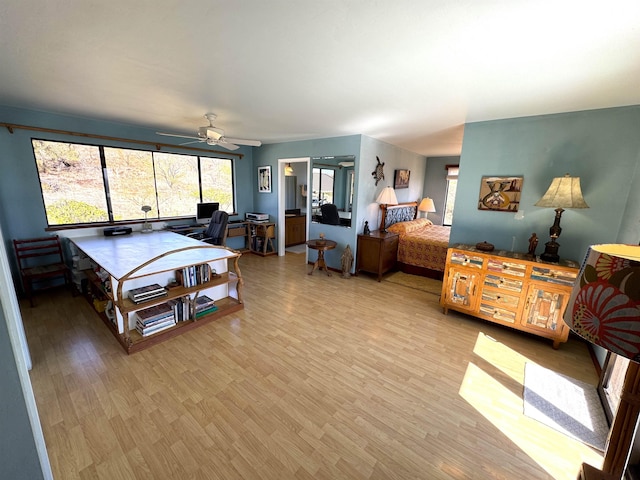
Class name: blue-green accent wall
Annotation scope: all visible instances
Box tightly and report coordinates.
[450,106,640,262]
[253,135,362,268]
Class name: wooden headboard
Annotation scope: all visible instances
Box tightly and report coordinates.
[379,201,418,231]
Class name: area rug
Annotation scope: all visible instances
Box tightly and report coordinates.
[523,362,609,451]
[383,271,442,296]
[285,244,306,254]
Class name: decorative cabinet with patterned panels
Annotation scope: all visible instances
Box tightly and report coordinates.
[441,245,579,348]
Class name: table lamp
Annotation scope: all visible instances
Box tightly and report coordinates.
[534,174,589,263]
[141,205,153,233]
[418,197,436,219]
[376,186,398,233]
[563,244,640,479]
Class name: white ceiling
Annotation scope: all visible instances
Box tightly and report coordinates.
[1,1,639,156]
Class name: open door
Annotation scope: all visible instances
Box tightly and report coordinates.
[277,158,310,259]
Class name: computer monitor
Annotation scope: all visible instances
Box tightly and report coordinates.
[196,202,219,225]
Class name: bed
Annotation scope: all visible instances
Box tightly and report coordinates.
[380,201,451,279]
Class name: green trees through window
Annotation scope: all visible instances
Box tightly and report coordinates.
[32,139,234,227]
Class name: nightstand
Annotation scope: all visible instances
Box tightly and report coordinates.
[356,230,399,281]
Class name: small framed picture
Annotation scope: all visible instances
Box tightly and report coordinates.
[258,166,272,193]
[394,169,410,189]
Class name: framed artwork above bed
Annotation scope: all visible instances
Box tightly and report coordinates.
[394,169,410,189]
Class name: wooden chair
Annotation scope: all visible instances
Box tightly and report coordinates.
[13,235,71,307]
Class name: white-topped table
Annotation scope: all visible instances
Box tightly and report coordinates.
[70,231,244,353]
[72,231,237,279]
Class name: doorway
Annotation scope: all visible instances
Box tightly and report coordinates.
[277,158,310,260]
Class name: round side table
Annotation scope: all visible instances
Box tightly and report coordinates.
[306,239,337,276]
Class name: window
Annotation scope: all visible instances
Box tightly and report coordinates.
[312,167,335,207]
[443,165,459,226]
[32,139,235,227]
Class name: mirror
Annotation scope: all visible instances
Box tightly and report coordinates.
[311,155,355,228]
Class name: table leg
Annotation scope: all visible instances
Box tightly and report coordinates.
[308,249,332,276]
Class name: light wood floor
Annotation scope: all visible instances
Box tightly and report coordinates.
[23,252,604,480]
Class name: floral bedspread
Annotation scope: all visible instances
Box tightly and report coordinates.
[397,224,451,272]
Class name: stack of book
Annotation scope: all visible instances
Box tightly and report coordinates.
[135,302,176,336]
[128,283,167,304]
[194,295,218,319]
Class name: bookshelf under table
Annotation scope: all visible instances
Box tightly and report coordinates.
[71,231,244,354]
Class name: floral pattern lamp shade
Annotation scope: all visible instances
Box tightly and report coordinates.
[563,244,640,478]
[564,244,640,359]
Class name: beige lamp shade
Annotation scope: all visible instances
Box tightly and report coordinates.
[376,186,398,205]
[534,174,589,209]
[418,197,436,213]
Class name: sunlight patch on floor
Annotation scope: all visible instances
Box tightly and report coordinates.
[459,332,603,480]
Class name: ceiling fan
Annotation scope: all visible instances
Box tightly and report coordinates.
[156,113,262,151]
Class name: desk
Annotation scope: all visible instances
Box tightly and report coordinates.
[70,231,244,353]
[306,238,337,276]
[248,222,276,256]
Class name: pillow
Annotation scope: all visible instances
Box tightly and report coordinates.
[387,218,433,234]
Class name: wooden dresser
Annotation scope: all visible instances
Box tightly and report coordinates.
[440,244,580,348]
[356,230,399,281]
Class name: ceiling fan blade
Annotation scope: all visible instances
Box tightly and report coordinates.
[223,137,262,147]
[179,139,205,145]
[217,141,240,151]
[157,132,200,140]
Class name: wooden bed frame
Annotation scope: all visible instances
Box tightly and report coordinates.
[379,200,445,280]
[379,201,418,232]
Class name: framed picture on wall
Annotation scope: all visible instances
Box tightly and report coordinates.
[478,176,523,211]
[258,166,272,193]
[394,169,410,189]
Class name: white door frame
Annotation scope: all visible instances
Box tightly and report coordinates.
[277,157,310,258]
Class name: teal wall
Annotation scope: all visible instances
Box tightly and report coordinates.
[450,106,640,262]
[358,136,428,235]
[253,135,362,268]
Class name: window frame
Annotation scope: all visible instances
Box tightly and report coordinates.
[31,138,237,230]
[443,164,459,227]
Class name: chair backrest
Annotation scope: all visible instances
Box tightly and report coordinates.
[13,235,65,270]
[320,204,341,225]
[204,210,229,245]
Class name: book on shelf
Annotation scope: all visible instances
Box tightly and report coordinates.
[167,296,191,322]
[195,305,219,318]
[128,283,167,303]
[136,312,174,327]
[194,295,215,309]
[130,291,168,304]
[136,318,176,336]
[135,301,174,324]
[176,264,213,288]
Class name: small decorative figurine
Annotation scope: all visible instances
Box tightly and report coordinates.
[363,221,370,235]
[528,233,539,256]
[341,244,354,279]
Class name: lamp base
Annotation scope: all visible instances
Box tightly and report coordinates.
[540,238,560,263]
